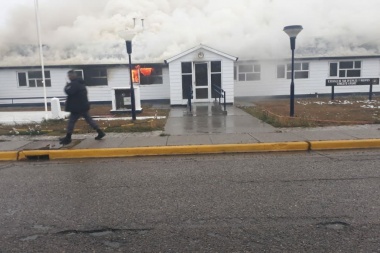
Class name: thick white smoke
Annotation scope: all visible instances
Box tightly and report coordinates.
[0,0,380,66]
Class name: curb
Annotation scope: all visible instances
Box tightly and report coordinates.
[0,139,379,161]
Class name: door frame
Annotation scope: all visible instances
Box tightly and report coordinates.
[193,62,212,102]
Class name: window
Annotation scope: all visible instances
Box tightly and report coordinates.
[182,62,192,99]
[129,64,163,85]
[17,70,51,87]
[277,62,309,79]
[74,70,84,79]
[238,64,261,81]
[83,67,108,86]
[329,61,361,78]
[211,61,222,98]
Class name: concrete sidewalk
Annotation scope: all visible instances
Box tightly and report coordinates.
[0,104,380,156]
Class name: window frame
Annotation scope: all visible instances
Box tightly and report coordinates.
[137,64,164,85]
[277,62,310,79]
[237,64,261,82]
[16,70,52,88]
[82,67,108,87]
[329,60,362,78]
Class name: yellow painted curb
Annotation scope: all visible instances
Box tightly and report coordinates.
[2,139,380,161]
[16,142,309,160]
[0,151,18,161]
[310,139,380,150]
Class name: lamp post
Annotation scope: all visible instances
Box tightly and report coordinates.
[119,30,137,120]
[283,25,303,117]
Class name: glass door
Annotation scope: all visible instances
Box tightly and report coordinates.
[194,63,209,101]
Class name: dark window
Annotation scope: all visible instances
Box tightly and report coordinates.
[17,72,27,87]
[234,66,237,80]
[295,72,309,79]
[182,75,192,99]
[347,70,361,77]
[138,65,163,85]
[340,61,354,69]
[196,88,208,99]
[74,70,84,79]
[277,65,285,78]
[332,60,361,78]
[83,68,108,86]
[330,63,338,77]
[302,63,309,70]
[238,73,245,81]
[182,62,193,99]
[181,62,192,74]
[294,63,302,71]
[211,73,222,98]
[18,70,51,87]
[211,61,221,73]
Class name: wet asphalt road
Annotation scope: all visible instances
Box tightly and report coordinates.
[1,150,380,252]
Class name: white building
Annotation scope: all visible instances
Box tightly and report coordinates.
[0,45,379,106]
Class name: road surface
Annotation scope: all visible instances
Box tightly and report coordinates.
[1,150,380,252]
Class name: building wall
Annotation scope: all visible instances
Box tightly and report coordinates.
[0,68,67,104]
[168,48,235,105]
[0,66,170,105]
[235,58,380,97]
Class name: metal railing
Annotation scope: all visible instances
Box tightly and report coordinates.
[212,84,226,112]
[187,84,193,112]
[0,96,66,105]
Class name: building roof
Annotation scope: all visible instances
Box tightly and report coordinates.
[165,44,238,63]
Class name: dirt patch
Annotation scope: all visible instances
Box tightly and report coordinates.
[240,96,380,127]
[0,104,169,136]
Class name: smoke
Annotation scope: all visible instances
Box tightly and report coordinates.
[1,0,380,66]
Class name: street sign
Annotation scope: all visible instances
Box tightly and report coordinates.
[326,78,379,86]
[325,78,379,101]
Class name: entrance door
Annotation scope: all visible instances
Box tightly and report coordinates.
[194,63,210,101]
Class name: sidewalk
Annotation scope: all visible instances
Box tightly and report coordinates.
[0,104,380,159]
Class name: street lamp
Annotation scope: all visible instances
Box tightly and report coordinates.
[283,25,303,117]
[119,30,137,120]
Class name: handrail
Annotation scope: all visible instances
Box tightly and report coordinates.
[212,84,226,112]
[187,84,193,112]
[0,96,66,105]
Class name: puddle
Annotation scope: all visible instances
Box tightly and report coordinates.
[104,241,121,248]
[20,235,39,241]
[90,231,114,237]
[318,221,350,230]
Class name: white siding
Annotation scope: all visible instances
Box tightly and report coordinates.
[0,66,170,105]
[235,58,380,97]
[168,48,235,105]
[0,68,68,105]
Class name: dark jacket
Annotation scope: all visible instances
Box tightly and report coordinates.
[64,78,90,113]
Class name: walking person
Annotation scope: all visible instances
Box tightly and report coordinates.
[59,70,105,145]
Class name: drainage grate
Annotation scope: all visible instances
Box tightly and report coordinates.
[25,155,50,161]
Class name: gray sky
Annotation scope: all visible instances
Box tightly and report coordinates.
[0,0,33,28]
[1,0,380,66]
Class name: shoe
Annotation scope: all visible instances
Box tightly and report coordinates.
[59,137,72,145]
[95,130,105,140]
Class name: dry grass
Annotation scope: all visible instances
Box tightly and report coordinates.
[0,104,169,136]
[240,95,380,127]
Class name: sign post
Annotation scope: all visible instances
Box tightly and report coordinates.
[326,78,379,100]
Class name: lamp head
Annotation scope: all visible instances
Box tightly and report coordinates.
[118,29,136,41]
[283,25,303,38]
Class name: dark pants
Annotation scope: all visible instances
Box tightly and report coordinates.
[67,111,99,134]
